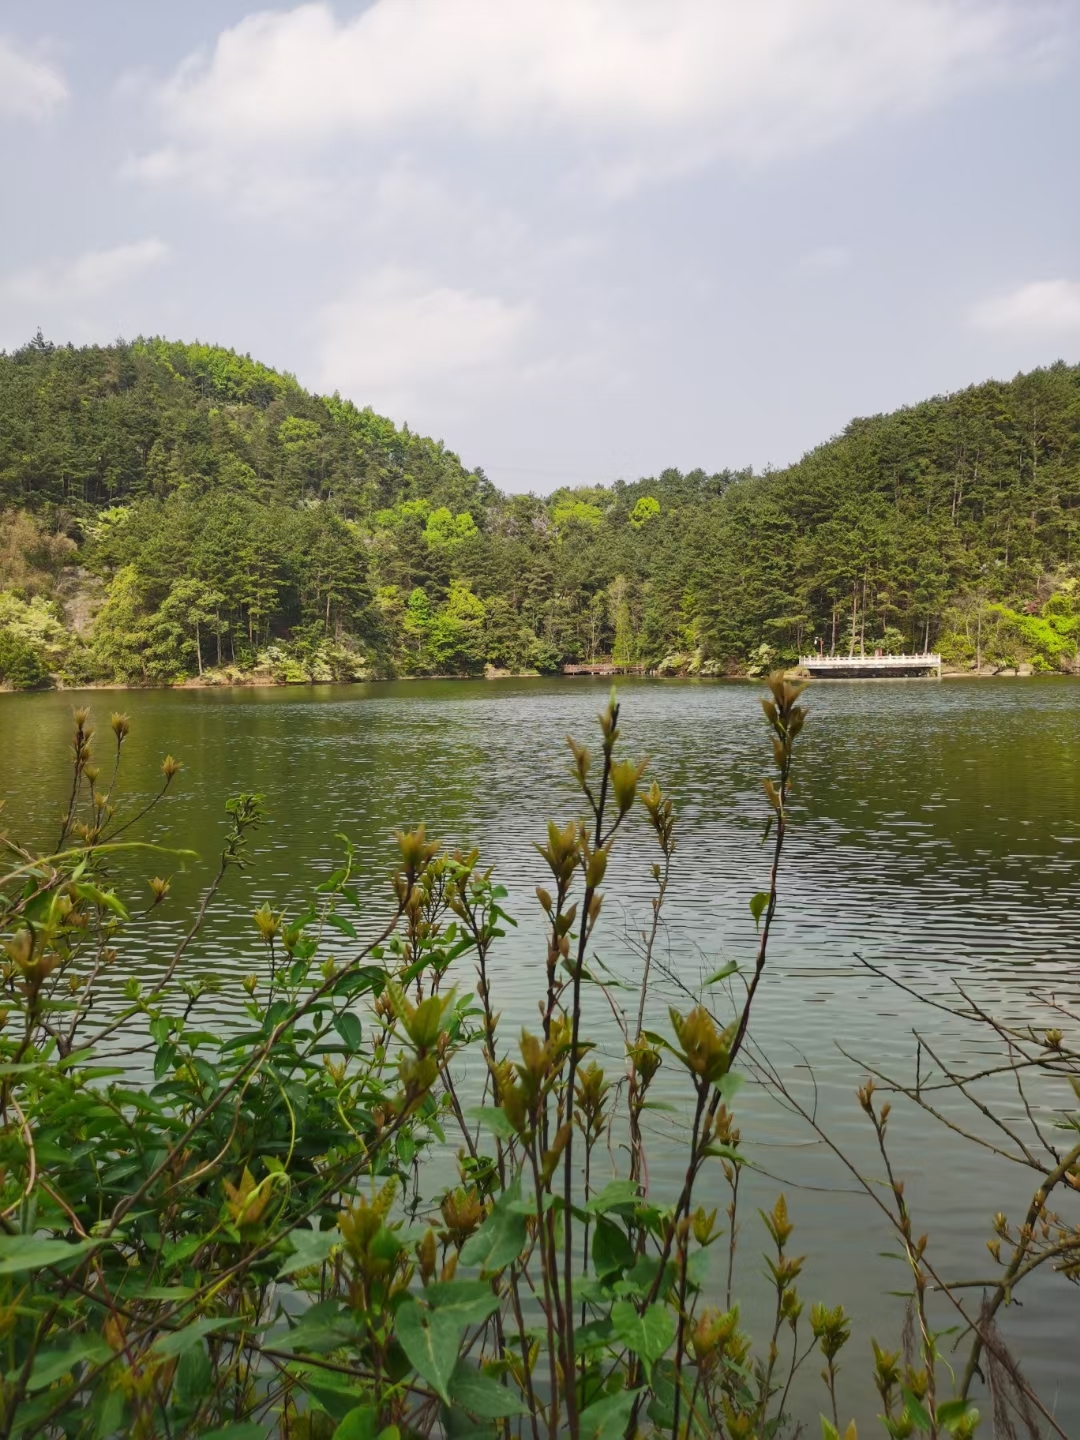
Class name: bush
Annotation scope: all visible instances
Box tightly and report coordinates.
[0,691,847,1438]
[940,584,1080,672]
[1,689,1059,1437]
[0,626,48,688]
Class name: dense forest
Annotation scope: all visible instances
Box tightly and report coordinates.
[0,333,1078,687]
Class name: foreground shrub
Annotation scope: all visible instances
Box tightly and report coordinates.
[0,685,1054,1437]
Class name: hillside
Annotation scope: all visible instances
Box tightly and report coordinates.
[0,333,1078,687]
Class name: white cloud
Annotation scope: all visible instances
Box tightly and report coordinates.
[134,0,1051,194]
[1,240,171,306]
[316,267,534,415]
[969,280,1080,337]
[0,36,67,120]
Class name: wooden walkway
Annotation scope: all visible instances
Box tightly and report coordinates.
[797,653,942,679]
[562,663,645,676]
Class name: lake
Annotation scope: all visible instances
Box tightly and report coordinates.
[2,675,1078,1427]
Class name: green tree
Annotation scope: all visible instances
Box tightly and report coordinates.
[90,565,150,681]
[2,337,1078,681]
[424,506,479,550]
[0,627,47,688]
[609,574,636,664]
[427,581,486,673]
[630,494,660,529]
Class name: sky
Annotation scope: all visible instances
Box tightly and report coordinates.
[0,0,1078,493]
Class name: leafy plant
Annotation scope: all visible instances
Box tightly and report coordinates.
[0,682,1015,1437]
[0,627,48,689]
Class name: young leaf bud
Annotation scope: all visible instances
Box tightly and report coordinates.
[584,847,608,889]
[418,1227,437,1283]
[253,903,281,941]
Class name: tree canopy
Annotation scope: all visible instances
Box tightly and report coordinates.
[0,335,1077,686]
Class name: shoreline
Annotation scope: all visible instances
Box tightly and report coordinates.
[4,669,726,695]
[2,666,1071,697]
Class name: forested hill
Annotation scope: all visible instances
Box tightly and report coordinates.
[0,333,1078,687]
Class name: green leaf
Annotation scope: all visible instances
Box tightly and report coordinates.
[153,1043,176,1081]
[94,1386,125,1438]
[611,1300,676,1374]
[704,960,739,985]
[937,1401,980,1434]
[274,1304,358,1354]
[820,1420,841,1440]
[716,1071,744,1105]
[578,1388,637,1440]
[396,1130,416,1167]
[646,1358,677,1428]
[317,865,350,894]
[449,1361,528,1418]
[701,1142,743,1164]
[293,1368,367,1421]
[279,1225,338,1278]
[396,1298,462,1405]
[332,964,387,997]
[175,1343,212,1408]
[934,1401,965,1425]
[575,1275,613,1304]
[575,1318,616,1354]
[0,1234,101,1276]
[902,1387,934,1432]
[686,1246,711,1289]
[424,1280,500,1326]
[201,1426,266,1440]
[161,1234,204,1271]
[333,1406,379,1440]
[148,1016,173,1044]
[191,1056,220,1089]
[749,891,769,927]
[153,1316,242,1360]
[592,1216,634,1279]
[584,1180,640,1215]
[466,1106,516,1140]
[27,1336,112,1391]
[332,1012,363,1051]
[73,882,130,919]
[369,1226,402,1268]
[460,1180,526,1273]
[325,913,359,940]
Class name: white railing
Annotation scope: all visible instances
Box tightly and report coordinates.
[798,653,941,669]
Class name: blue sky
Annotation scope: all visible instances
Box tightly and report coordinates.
[1,0,1077,491]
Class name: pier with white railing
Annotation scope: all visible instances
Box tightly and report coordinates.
[796,652,942,679]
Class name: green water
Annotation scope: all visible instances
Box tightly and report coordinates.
[2,676,1078,1424]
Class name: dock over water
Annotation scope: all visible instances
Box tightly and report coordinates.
[562,663,645,676]
[797,653,942,679]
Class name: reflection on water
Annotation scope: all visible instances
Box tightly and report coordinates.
[2,676,1078,1425]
